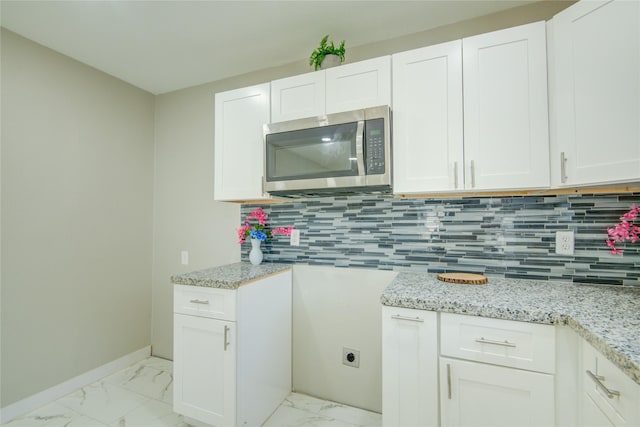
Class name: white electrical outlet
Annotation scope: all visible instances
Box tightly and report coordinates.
[342,347,360,368]
[290,229,300,246]
[555,231,574,255]
[180,250,189,265]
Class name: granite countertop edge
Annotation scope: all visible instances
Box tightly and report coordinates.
[381,272,640,386]
[171,262,292,289]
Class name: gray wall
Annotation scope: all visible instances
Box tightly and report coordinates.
[1,29,155,407]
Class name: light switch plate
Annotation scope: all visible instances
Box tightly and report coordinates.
[180,250,189,265]
[555,231,574,255]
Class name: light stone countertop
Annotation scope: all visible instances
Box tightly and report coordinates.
[381,273,640,386]
[171,262,291,289]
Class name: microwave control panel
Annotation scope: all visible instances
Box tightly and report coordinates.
[365,118,385,175]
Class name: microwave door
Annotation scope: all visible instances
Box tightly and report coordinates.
[265,120,365,189]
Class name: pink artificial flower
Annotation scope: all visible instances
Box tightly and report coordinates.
[236,207,293,245]
[247,207,267,226]
[606,204,639,254]
[237,224,250,244]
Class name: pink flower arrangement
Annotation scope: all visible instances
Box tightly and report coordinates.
[237,207,293,244]
[606,204,640,254]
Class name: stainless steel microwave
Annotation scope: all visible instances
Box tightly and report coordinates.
[263,106,391,195]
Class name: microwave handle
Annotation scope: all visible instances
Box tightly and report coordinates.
[355,120,366,176]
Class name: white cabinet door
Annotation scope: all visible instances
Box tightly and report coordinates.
[392,41,464,194]
[550,0,640,187]
[581,391,616,427]
[440,357,555,427]
[463,21,550,191]
[326,56,391,114]
[382,307,438,427]
[271,71,325,122]
[174,314,236,427]
[214,83,270,201]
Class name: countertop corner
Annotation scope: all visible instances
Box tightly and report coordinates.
[171,262,292,289]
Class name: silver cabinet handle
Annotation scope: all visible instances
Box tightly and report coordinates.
[189,299,209,305]
[453,161,459,189]
[223,325,230,351]
[470,160,476,188]
[475,337,516,348]
[447,364,452,399]
[390,314,424,323]
[586,370,620,399]
[560,152,568,183]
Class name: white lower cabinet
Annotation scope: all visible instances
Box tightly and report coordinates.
[439,313,555,427]
[440,357,554,427]
[582,391,616,427]
[383,310,556,426]
[382,306,438,427]
[173,270,292,427]
[580,340,640,427]
[174,314,236,426]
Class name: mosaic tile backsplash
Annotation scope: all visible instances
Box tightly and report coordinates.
[240,193,640,286]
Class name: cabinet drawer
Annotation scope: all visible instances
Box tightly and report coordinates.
[440,313,555,373]
[174,285,236,321]
[582,341,640,427]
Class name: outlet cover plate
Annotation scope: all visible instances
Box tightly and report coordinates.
[555,231,574,255]
[342,347,360,368]
[290,229,300,246]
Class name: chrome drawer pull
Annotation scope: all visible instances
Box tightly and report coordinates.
[475,337,516,348]
[391,314,424,323]
[189,299,209,305]
[586,370,620,399]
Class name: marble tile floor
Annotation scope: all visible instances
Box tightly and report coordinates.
[3,357,381,427]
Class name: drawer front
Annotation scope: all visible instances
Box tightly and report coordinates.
[440,312,555,373]
[174,285,236,321]
[582,341,640,427]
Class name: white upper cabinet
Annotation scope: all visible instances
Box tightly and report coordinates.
[393,21,549,194]
[463,21,550,191]
[270,71,325,122]
[325,56,391,114]
[270,56,391,123]
[392,40,464,194]
[214,83,270,201]
[549,0,640,187]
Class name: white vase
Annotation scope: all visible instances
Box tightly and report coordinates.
[249,238,263,266]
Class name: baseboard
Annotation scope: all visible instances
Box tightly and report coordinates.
[0,345,151,424]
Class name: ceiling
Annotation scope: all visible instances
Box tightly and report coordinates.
[1,1,534,95]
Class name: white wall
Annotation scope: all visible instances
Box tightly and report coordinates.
[1,29,155,407]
